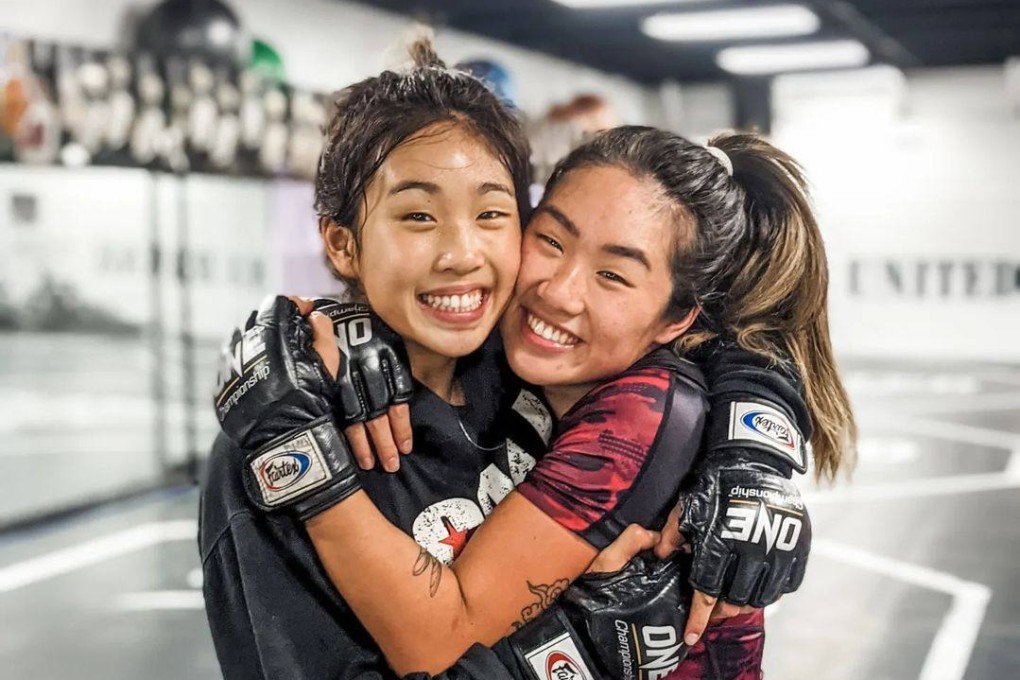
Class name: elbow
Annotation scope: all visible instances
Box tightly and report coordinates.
[385,647,470,678]
[383,612,479,677]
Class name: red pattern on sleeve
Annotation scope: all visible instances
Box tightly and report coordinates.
[516,367,671,535]
[667,610,765,679]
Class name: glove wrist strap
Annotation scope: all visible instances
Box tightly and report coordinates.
[706,396,809,474]
[243,415,359,517]
[509,606,605,680]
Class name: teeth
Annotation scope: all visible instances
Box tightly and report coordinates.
[421,290,484,313]
[526,312,578,346]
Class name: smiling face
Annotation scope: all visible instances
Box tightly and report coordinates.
[501,164,697,410]
[324,122,522,369]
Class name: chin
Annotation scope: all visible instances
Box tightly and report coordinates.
[431,328,491,358]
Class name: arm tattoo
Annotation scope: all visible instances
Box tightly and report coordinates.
[512,578,569,631]
[412,546,443,598]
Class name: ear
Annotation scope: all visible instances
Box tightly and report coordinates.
[653,305,700,346]
[320,217,360,280]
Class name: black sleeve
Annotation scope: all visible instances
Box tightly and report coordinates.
[202,512,393,680]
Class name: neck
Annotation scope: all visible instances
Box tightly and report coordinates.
[542,382,597,419]
[406,341,461,405]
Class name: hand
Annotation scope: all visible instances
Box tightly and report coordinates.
[213,295,362,521]
[654,504,761,646]
[305,299,415,473]
[586,524,660,574]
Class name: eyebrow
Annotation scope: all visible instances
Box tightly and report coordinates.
[541,205,651,270]
[389,180,439,196]
[479,182,513,197]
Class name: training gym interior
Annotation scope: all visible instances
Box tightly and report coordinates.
[2,1,1019,678]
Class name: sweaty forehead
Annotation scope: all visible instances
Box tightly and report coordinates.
[379,123,510,184]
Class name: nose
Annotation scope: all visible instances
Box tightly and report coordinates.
[537,260,585,316]
[434,221,484,275]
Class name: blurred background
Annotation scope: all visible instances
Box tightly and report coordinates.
[0,0,1018,678]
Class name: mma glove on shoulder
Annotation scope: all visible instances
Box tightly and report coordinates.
[213,296,363,521]
[678,341,813,608]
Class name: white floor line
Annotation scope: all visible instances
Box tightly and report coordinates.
[876,416,1020,451]
[804,471,1020,504]
[116,590,205,611]
[0,520,198,594]
[894,391,1020,415]
[814,540,992,680]
[1005,448,1020,479]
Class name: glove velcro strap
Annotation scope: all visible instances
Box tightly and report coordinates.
[243,416,350,513]
[510,606,605,680]
[707,397,809,474]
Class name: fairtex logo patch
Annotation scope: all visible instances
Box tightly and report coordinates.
[546,651,583,680]
[259,452,312,491]
[742,412,795,449]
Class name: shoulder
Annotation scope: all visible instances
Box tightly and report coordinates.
[562,348,707,439]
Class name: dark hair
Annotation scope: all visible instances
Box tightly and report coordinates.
[543,126,856,481]
[315,39,531,243]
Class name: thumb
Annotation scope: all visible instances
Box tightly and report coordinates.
[308,311,340,379]
[587,524,659,574]
[654,503,686,560]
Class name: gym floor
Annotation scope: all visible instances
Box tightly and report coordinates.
[1,358,1018,680]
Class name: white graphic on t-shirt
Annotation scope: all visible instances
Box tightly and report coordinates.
[411,388,544,564]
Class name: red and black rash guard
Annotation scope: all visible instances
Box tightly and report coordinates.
[517,347,708,549]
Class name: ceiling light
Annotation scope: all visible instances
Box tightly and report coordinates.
[717,40,870,76]
[552,0,706,9]
[643,5,820,42]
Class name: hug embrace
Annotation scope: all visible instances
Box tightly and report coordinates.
[200,39,856,680]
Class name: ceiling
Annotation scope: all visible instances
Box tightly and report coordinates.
[352,0,1020,83]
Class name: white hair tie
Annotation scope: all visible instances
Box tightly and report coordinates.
[705,145,733,177]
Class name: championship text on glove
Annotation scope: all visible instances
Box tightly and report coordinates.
[212,296,361,521]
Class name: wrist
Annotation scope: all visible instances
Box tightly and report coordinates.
[242,415,361,517]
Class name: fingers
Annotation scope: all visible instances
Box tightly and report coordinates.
[724,556,766,607]
[654,504,685,560]
[366,414,400,473]
[344,424,375,470]
[684,590,718,647]
[308,312,340,379]
[756,561,790,608]
[359,352,391,417]
[287,295,315,316]
[708,600,750,621]
[382,345,414,402]
[587,524,659,574]
[784,556,807,593]
[389,403,413,454]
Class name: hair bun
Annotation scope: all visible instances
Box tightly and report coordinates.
[407,30,446,70]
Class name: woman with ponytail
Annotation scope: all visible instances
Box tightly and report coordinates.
[246,125,856,678]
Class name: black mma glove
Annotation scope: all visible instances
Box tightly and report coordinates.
[311,299,414,426]
[678,343,813,608]
[509,557,692,680]
[213,295,360,521]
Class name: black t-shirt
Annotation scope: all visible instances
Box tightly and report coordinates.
[199,335,551,680]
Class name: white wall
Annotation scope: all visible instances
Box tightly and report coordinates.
[773,65,1020,362]
[0,0,659,123]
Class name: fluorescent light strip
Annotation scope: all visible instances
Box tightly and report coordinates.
[552,0,706,8]
[717,40,870,76]
[643,5,820,42]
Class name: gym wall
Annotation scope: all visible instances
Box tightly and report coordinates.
[0,0,661,123]
[773,65,1020,362]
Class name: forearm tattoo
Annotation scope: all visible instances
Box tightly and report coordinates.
[512,578,569,631]
[412,546,443,598]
